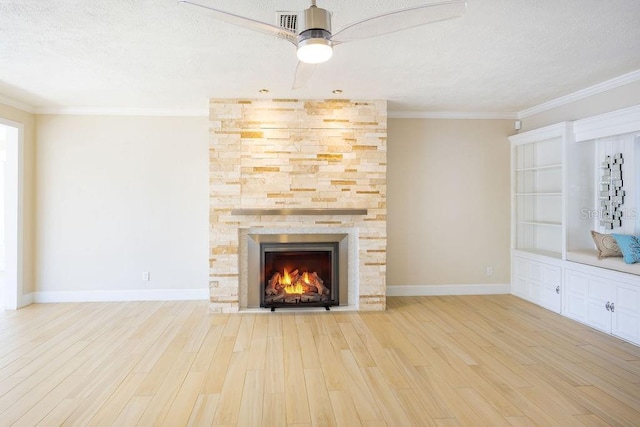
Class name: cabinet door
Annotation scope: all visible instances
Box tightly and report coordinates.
[612,282,640,346]
[527,260,562,313]
[563,270,589,323]
[539,263,562,313]
[564,268,612,333]
[512,255,562,313]
[586,276,613,334]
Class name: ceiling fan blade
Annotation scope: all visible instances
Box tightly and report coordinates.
[292,61,317,90]
[331,0,467,44]
[178,0,297,45]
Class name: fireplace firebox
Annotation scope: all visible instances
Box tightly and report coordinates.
[260,242,339,310]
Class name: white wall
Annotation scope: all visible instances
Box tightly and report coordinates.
[27,79,640,301]
[387,118,513,288]
[34,113,511,300]
[35,115,209,299]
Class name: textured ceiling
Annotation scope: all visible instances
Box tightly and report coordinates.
[0,0,639,114]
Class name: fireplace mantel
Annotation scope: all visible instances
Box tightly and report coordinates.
[231,208,368,216]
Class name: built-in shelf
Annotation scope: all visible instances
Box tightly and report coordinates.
[510,122,569,258]
[515,192,562,196]
[515,164,563,172]
[231,208,368,216]
[518,221,562,227]
[513,248,563,260]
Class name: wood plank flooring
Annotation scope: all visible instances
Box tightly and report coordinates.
[1,295,640,426]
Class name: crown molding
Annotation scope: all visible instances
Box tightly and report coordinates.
[7,69,639,120]
[388,111,517,120]
[518,69,640,119]
[35,106,209,117]
[0,94,35,114]
[573,104,640,142]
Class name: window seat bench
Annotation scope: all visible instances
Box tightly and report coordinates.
[566,249,640,276]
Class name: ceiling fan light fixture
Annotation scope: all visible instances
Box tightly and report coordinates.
[296,3,333,65]
[297,38,333,64]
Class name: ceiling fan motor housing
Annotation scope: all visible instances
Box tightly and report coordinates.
[300,5,332,34]
[298,5,332,45]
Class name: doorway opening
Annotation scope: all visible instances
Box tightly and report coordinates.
[0,120,23,310]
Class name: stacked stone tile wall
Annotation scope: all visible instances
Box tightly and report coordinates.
[209,99,387,312]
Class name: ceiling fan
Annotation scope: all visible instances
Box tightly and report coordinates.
[178,0,467,89]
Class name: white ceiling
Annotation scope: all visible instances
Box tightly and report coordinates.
[1,0,639,115]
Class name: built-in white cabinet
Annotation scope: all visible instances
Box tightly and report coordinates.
[564,264,640,346]
[510,123,571,315]
[512,251,562,313]
[509,106,640,348]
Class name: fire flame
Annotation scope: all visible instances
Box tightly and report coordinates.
[284,282,304,295]
[281,268,291,285]
[282,268,304,295]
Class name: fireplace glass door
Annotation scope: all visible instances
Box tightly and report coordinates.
[260,242,339,310]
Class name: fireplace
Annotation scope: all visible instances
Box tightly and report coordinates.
[209,99,387,312]
[261,242,339,310]
[242,230,352,310]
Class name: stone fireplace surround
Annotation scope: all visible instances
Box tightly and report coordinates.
[209,99,387,312]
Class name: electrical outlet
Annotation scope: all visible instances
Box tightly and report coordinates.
[486,266,494,276]
[142,272,150,281]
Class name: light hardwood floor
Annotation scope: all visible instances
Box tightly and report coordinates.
[1,295,640,426]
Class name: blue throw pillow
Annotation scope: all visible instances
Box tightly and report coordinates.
[612,234,640,264]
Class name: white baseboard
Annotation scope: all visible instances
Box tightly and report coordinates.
[26,285,508,304]
[30,288,209,303]
[386,284,510,297]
